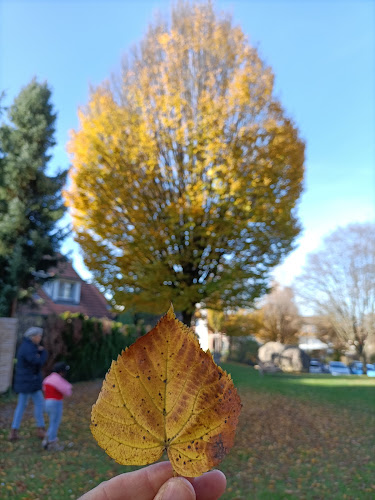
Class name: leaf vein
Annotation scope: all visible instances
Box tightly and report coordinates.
[113,364,162,443]
[172,422,223,445]
[95,428,162,450]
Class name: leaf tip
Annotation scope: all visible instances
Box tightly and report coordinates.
[166,303,175,319]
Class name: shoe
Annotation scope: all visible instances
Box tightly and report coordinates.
[42,436,49,449]
[47,440,64,451]
[36,427,46,439]
[9,428,19,441]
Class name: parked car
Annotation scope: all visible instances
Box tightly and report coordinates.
[349,362,375,376]
[328,361,351,376]
[349,361,363,375]
[309,359,323,373]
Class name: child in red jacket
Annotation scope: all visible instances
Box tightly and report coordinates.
[42,362,72,451]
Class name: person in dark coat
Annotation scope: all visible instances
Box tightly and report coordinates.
[9,327,48,441]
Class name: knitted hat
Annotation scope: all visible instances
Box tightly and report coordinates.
[24,327,43,338]
[52,361,70,373]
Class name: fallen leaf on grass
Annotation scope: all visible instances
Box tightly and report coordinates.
[91,305,241,476]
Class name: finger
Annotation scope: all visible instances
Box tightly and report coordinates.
[189,470,227,500]
[79,461,174,500]
[154,477,196,500]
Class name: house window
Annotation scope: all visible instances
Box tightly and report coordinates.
[58,281,75,301]
[43,281,54,297]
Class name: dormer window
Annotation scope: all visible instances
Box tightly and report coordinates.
[31,259,112,318]
[58,281,75,301]
[43,279,81,304]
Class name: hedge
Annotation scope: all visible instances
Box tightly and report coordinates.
[42,313,145,382]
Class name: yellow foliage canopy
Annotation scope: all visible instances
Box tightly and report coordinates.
[66,1,305,320]
[91,305,241,476]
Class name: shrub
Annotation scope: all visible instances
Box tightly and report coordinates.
[42,313,143,382]
[228,336,259,365]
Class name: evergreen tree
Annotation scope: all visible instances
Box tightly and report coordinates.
[0,79,67,316]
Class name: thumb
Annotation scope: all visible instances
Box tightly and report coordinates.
[154,477,196,500]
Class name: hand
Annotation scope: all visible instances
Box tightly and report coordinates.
[38,345,44,351]
[79,461,226,500]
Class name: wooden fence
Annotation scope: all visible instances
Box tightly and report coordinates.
[0,318,18,393]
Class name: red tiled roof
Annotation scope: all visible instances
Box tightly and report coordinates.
[46,259,82,281]
[21,260,113,319]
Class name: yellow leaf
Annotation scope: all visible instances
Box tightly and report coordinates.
[158,33,170,46]
[91,305,241,476]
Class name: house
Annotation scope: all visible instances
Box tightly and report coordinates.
[194,308,230,360]
[298,336,330,353]
[298,316,332,356]
[18,259,112,322]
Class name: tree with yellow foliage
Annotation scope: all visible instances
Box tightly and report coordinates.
[206,309,224,334]
[250,283,301,344]
[66,1,305,325]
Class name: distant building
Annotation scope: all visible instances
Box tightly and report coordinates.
[194,308,229,359]
[18,259,112,322]
[298,336,330,352]
[298,316,332,355]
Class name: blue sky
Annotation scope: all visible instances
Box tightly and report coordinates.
[1,0,374,287]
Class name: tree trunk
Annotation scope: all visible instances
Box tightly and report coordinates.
[229,335,234,358]
[359,353,367,375]
[182,310,193,327]
[10,297,18,318]
[357,343,367,374]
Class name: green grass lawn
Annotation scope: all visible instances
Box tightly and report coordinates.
[221,362,375,412]
[1,363,374,499]
[219,363,375,499]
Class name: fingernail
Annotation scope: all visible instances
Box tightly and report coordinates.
[155,477,195,500]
